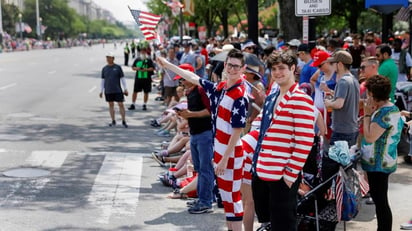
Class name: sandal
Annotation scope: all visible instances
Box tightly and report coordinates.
[167,189,188,199]
[151,152,166,167]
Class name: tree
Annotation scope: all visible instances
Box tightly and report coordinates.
[1,1,21,35]
[277,0,302,40]
[23,0,85,39]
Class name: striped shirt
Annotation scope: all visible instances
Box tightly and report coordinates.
[253,83,315,182]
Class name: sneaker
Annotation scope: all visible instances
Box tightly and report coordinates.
[157,130,170,137]
[365,197,374,205]
[401,219,412,230]
[151,152,166,167]
[122,121,128,128]
[151,120,161,127]
[109,120,116,127]
[188,203,213,214]
[256,222,271,231]
[128,104,135,110]
[186,199,198,207]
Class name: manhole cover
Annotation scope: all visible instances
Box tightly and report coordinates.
[3,167,51,178]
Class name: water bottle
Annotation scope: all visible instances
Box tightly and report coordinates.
[186,159,194,178]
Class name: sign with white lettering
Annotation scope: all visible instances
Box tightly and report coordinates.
[295,0,331,16]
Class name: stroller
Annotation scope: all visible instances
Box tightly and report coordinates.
[297,137,364,231]
[395,81,412,111]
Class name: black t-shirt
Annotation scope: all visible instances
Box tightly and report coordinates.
[102,64,124,94]
[187,86,212,135]
[132,58,155,79]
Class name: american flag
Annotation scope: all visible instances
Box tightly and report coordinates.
[335,172,343,221]
[395,6,412,22]
[128,8,161,41]
[164,0,183,16]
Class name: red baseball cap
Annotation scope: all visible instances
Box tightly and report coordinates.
[174,63,195,80]
[310,51,331,67]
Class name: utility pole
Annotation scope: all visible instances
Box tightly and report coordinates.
[36,0,41,40]
[0,0,3,35]
[247,0,258,46]
[18,13,23,40]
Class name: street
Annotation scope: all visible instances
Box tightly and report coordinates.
[0,45,411,230]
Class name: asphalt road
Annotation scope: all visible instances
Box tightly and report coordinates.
[0,45,411,231]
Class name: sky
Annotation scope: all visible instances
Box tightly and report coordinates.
[94,0,149,23]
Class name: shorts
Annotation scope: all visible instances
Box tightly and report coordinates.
[163,86,177,98]
[105,93,124,102]
[133,78,152,93]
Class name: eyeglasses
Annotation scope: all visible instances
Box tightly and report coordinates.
[360,65,367,70]
[227,63,242,71]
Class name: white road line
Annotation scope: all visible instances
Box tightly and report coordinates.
[48,70,56,74]
[0,83,17,91]
[88,154,143,224]
[0,150,70,207]
[26,151,70,168]
[88,86,97,93]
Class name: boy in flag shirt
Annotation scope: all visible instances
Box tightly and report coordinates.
[157,49,248,231]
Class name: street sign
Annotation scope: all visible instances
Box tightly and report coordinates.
[295,0,331,16]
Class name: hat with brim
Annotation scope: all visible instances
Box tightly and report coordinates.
[241,41,256,50]
[174,63,195,80]
[310,51,330,67]
[106,52,115,57]
[325,50,353,65]
[245,65,262,79]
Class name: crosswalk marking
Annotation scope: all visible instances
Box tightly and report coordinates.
[87,153,143,224]
[0,150,70,207]
[26,150,71,168]
[0,150,144,224]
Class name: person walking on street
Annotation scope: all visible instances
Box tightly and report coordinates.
[99,52,128,128]
[129,44,155,111]
[157,49,249,231]
[124,43,130,66]
[251,51,315,231]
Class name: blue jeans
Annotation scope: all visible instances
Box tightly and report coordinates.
[330,131,358,147]
[190,130,214,207]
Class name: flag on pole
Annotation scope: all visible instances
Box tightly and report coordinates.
[128,7,161,41]
[163,0,183,16]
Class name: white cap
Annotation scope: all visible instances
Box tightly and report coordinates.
[287,39,301,47]
[222,44,234,51]
[106,52,115,57]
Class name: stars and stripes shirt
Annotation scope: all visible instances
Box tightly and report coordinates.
[199,78,248,160]
[252,83,315,183]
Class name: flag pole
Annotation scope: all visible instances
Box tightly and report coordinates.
[179,1,183,42]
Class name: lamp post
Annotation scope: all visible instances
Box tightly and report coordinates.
[39,17,42,41]
[18,13,22,40]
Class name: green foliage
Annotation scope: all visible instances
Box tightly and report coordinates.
[0,0,137,40]
[1,1,20,35]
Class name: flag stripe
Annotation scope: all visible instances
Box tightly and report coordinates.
[129,8,160,41]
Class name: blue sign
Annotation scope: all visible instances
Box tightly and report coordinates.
[365,0,409,14]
